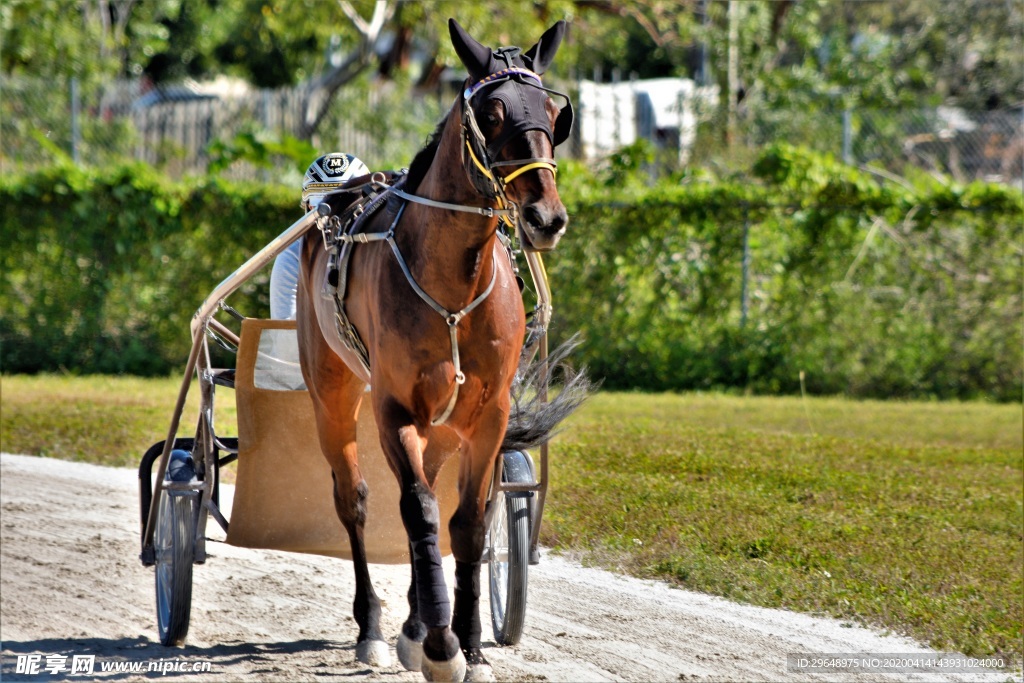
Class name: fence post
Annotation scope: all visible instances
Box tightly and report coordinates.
[612,67,621,149]
[727,0,739,147]
[70,77,81,164]
[740,209,751,328]
[842,107,852,164]
[262,90,272,183]
[698,0,710,87]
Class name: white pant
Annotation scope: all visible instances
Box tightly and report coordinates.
[269,240,301,320]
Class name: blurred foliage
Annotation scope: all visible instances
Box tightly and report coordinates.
[2,1,1018,110]
[0,0,579,86]
[207,128,317,175]
[2,147,1020,402]
[700,0,1021,111]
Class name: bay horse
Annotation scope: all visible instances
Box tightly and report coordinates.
[296,18,583,682]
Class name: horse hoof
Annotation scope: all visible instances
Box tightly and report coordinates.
[421,647,466,682]
[355,638,391,667]
[397,631,424,671]
[464,663,496,683]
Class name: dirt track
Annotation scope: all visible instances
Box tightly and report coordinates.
[0,453,1013,682]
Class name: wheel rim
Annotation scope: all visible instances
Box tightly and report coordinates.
[488,491,510,627]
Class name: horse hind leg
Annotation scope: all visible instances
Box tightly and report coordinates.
[451,542,493,683]
[311,377,391,668]
[331,471,391,667]
[447,408,509,683]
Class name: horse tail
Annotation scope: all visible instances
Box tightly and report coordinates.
[502,334,595,453]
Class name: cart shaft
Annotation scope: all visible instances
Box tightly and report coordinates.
[141,208,322,559]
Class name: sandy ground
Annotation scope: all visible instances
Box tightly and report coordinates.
[1,453,1017,683]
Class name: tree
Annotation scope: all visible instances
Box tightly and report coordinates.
[1,0,115,82]
[296,0,394,139]
[4,0,1018,143]
[705,0,1023,111]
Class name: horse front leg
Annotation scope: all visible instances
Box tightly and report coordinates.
[309,376,391,668]
[449,405,509,683]
[378,401,465,682]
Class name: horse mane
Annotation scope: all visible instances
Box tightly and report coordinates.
[405,111,451,192]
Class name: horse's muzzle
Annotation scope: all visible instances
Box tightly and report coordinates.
[521,202,568,251]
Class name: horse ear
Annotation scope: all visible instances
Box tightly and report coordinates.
[523,20,567,75]
[449,18,492,81]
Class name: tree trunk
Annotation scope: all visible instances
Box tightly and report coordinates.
[297,0,394,141]
[727,0,739,147]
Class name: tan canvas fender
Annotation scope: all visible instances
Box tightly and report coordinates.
[225,318,461,563]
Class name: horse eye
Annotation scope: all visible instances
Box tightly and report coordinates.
[485,112,500,128]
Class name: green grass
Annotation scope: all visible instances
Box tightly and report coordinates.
[0,374,237,471]
[2,376,1021,663]
[546,392,1022,664]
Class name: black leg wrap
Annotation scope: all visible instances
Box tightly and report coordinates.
[452,560,482,651]
[412,535,450,628]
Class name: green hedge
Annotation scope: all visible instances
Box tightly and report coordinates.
[551,146,1022,401]
[2,147,1021,400]
[1,164,294,374]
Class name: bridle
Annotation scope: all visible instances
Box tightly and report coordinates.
[392,66,572,234]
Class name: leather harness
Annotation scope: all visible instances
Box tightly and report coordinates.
[316,67,569,426]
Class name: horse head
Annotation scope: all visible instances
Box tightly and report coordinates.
[450,19,572,252]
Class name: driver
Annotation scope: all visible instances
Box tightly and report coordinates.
[270,152,371,319]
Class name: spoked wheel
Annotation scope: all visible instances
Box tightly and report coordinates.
[154,452,199,647]
[487,450,533,645]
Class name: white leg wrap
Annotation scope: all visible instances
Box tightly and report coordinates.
[355,638,391,667]
[421,647,467,682]
[465,662,496,682]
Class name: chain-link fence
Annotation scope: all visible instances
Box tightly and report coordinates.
[1,75,445,181]
[746,99,1023,185]
[850,107,1023,184]
[2,74,1021,186]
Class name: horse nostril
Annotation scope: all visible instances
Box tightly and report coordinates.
[523,204,568,235]
[549,207,567,234]
[523,205,544,230]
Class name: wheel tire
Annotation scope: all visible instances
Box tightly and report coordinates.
[155,488,197,646]
[488,451,532,646]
